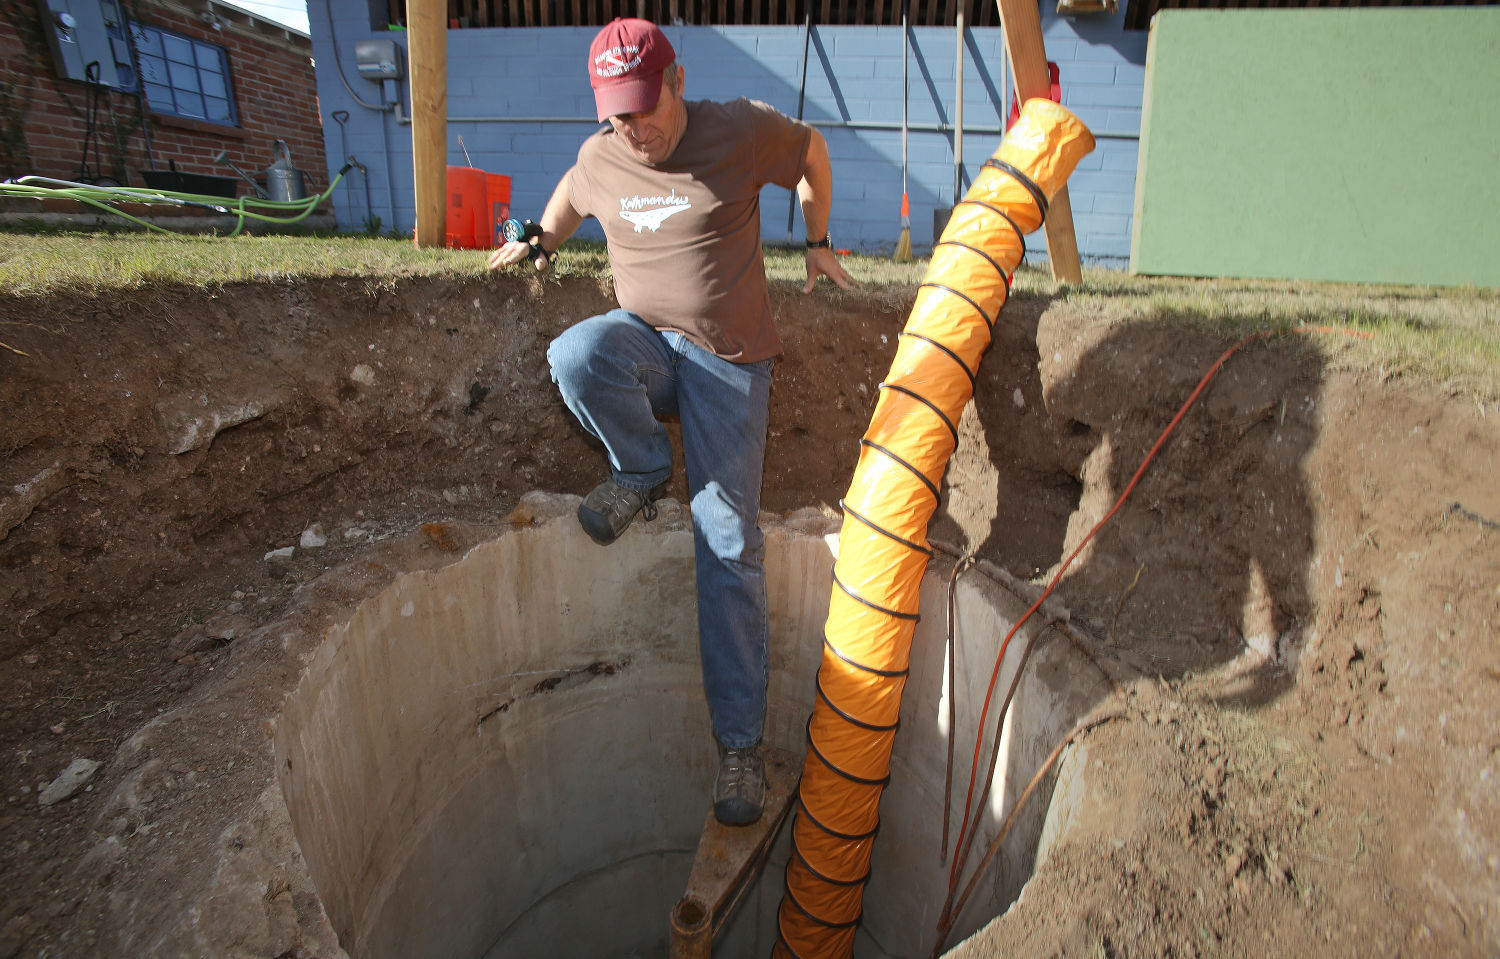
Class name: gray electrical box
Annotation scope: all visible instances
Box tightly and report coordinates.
[35,0,135,89]
[354,39,404,81]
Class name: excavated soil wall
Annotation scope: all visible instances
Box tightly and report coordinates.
[1,273,1496,957]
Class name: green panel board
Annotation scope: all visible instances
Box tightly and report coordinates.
[1131,8,1500,288]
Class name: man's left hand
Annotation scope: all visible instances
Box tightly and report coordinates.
[488,240,553,272]
[803,247,855,294]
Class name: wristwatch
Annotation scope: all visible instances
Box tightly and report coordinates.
[805,234,831,249]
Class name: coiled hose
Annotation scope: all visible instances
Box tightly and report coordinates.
[0,166,352,238]
[772,98,1095,959]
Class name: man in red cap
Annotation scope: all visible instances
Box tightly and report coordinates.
[490,18,853,826]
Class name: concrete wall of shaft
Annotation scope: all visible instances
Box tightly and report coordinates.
[271,493,1109,958]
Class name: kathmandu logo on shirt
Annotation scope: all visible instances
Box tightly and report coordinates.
[617,191,692,233]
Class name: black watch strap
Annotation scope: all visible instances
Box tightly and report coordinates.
[806,235,831,249]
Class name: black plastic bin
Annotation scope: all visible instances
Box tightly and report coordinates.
[139,170,239,198]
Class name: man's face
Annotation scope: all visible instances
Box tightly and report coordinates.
[607,67,686,165]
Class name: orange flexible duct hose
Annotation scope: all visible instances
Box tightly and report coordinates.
[773,98,1095,959]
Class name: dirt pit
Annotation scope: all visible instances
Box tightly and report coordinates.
[1,271,1497,958]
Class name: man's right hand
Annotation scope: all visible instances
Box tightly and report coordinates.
[803,246,855,294]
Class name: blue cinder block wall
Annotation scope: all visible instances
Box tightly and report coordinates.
[310,12,1146,264]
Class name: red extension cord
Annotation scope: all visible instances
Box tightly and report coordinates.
[941,324,1375,931]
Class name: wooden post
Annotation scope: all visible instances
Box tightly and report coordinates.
[995,0,1084,282]
[407,0,447,247]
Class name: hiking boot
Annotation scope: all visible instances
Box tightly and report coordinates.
[577,478,665,546]
[713,743,765,826]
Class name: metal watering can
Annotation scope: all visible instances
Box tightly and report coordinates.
[264,139,307,202]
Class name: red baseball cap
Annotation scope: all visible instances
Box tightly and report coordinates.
[588,19,676,122]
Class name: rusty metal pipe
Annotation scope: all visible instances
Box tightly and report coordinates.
[670,895,712,959]
[668,746,800,957]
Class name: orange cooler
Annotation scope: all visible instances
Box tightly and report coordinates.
[445,166,488,249]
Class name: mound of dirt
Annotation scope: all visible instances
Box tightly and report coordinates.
[1,272,1496,957]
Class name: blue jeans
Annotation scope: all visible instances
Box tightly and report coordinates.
[547,309,773,750]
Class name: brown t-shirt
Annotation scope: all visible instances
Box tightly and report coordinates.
[564,98,812,362]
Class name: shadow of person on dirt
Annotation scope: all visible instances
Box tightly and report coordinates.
[931,293,1084,582]
[955,298,1330,708]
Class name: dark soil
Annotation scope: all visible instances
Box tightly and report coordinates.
[1,271,1496,957]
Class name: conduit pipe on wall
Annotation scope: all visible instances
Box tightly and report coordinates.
[771,97,1095,959]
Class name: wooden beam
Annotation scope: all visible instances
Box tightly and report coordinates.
[407,0,448,247]
[994,0,1084,282]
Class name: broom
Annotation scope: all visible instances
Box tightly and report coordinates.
[893,5,913,262]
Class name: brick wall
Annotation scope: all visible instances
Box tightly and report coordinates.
[0,0,325,195]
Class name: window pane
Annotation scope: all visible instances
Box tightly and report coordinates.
[204,96,232,123]
[162,34,193,64]
[168,59,200,93]
[144,82,172,109]
[175,90,206,119]
[132,25,161,56]
[137,54,165,85]
[194,43,222,71]
[200,71,225,98]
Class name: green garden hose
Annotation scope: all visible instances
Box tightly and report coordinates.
[0,164,353,238]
